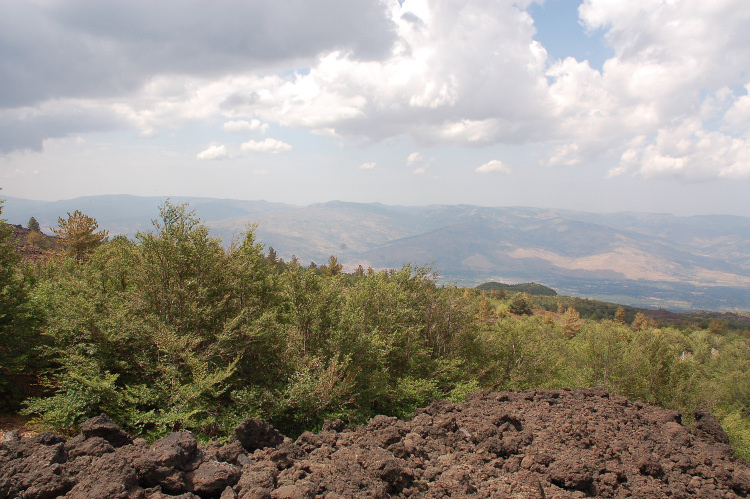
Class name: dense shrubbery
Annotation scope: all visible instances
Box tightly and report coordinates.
[3,200,750,459]
[0,201,43,409]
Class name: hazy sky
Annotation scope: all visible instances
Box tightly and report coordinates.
[2,0,750,216]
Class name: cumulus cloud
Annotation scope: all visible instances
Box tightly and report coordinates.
[359,162,376,170]
[0,100,129,153]
[238,0,552,145]
[545,0,750,174]
[0,1,396,109]
[614,118,750,179]
[476,160,511,174]
[2,0,750,185]
[196,144,228,160]
[0,1,395,153]
[240,138,292,154]
[222,119,268,134]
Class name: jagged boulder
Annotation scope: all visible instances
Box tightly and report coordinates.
[80,414,134,447]
[231,419,285,453]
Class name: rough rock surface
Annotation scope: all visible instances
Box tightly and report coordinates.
[2,388,749,498]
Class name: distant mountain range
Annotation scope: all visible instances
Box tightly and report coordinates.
[3,194,750,312]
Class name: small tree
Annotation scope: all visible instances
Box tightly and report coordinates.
[631,312,654,332]
[321,255,343,276]
[266,246,278,266]
[52,210,108,262]
[28,217,41,232]
[561,307,583,338]
[508,292,532,315]
[614,306,626,325]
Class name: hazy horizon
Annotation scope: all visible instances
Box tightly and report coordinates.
[5,192,750,220]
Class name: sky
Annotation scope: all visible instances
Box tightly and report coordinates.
[2,0,750,216]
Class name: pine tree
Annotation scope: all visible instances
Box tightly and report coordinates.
[52,210,109,262]
[614,306,626,324]
[266,246,278,265]
[561,307,583,338]
[27,216,41,232]
[321,255,343,276]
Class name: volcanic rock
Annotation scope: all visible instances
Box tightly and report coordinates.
[2,389,750,498]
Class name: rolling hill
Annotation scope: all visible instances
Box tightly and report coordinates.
[3,195,749,311]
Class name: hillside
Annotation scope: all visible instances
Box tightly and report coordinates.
[4,197,750,497]
[4,195,750,311]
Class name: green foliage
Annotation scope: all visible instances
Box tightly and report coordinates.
[720,410,750,461]
[0,199,43,410]
[480,317,564,390]
[476,281,557,296]
[52,210,109,262]
[23,202,271,439]
[528,294,640,322]
[320,255,343,276]
[28,217,41,232]
[508,292,532,315]
[565,321,631,394]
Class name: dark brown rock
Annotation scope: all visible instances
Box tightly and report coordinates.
[694,409,731,445]
[80,414,134,448]
[67,435,116,460]
[186,460,241,495]
[232,419,284,453]
[66,453,139,499]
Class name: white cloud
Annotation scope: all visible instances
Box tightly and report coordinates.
[476,160,511,174]
[3,168,26,179]
[406,152,423,166]
[222,119,268,134]
[359,162,376,170]
[240,138,292,154]
[723,85,750,133]
[139,128,160,139]
[614,118,750,179]
[196,144,227,160]
[407,151,433,174]
[543,0,750,174]
[2,0,750,190]
[225,0,552,145]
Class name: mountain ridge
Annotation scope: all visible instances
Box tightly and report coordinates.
[3,195,749,311]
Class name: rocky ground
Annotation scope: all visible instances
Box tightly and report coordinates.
[2,387,749,498]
